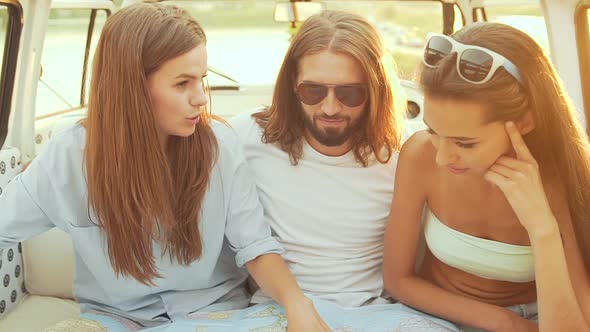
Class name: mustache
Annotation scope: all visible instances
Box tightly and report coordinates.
[314,114,349,121]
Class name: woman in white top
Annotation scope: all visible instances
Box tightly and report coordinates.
[383,22,590,331]
[0,3,329,331]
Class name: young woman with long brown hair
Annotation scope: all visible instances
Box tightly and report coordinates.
[384,22,590,331]
[0,3,329,331]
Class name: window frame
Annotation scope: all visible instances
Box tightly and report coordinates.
[575,0,590,134]
[35,3,112,120]
[0,0,23,148]
[80,8,110,106]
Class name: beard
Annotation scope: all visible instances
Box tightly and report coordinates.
[302,110,365,147]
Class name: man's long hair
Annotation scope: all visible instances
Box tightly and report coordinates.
[254,10,406,166]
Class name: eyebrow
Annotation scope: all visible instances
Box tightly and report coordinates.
[174,73,206,80]
[423,119,478,141]
[301,80,364,86]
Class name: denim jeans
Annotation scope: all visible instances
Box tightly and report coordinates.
[459,302,538,332]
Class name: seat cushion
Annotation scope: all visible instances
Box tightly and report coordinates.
[23,228,75,299]
[0,294,79,331]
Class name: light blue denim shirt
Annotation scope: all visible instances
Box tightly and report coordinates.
[0,122,283,327]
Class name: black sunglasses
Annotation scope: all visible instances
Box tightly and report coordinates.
[295,83,368,108]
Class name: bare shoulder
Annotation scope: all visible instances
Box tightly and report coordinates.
[399,130,437,173]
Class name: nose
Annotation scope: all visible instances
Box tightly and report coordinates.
[320,88,342,117]
[435,139,458,166]
[189,83,208,108]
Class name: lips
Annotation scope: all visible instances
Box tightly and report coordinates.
[317,117,345,126]
[318,116,345,122]
[187,114,200,121]
[447,165,468,174]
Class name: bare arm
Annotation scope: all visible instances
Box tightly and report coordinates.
[529,224,590,331]
[484,122,590,331]
[527,185,590,331]
[225,141,330,331]
[383,133,532,331]
[246,253,331,332]
[246,253,308,309]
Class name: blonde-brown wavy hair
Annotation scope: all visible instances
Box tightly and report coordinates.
[253,10,406,166]
[421,22,590,271]
[84,3,218,285]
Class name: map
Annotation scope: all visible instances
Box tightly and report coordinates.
[142,299,460,332]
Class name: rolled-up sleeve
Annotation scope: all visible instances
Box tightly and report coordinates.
[224,157,283,268]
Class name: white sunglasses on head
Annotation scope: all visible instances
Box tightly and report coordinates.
[423,32,523,84]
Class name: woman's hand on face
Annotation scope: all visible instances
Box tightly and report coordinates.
[483,122,557,238]
[285,295,331,332]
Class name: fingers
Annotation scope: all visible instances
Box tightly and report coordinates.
[484,169,513,190]
[495,156,526,169]
[488,163,522,179]
[495,156,538,174]
[506,121,534,162]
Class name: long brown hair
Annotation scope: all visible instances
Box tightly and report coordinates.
[254,10,406,166]
[421,22,590,271]
[84,3,218,285]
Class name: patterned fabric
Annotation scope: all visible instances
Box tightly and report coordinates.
[72,299,460,332]
[42,317,107,332]
[459,302,538,332]
[0,147,26,319]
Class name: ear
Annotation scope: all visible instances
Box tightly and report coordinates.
[515,111,535,135]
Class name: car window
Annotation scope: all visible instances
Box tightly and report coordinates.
[575,3,590,131]
[483,4,549,53]
[35,8,108,118]
[0,6,7,81]
[324,1,449,80]
[172,1,454,84]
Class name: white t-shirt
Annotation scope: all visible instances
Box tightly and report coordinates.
[230,110,398,307]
